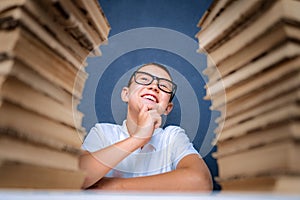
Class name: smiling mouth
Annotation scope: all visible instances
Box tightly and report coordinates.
[141,94,158,103]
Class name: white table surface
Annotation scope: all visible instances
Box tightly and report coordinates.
[0,190,299,200]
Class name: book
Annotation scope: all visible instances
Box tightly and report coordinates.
[0,134,80,171]
[208,56,300,114]
[196,0,267,52]
[0,6,84,69]
[0,59,79,108]
[198,0,300,64]
[0,100,84,151]
[205,23,300,87]
[214,121,300,158]
[37,0,104,57]
[43,0,100,53]
[0,28,86,99]
[0,0,110,59]
[206,41,300,98]
[217,102,300,142]
[0,0,110,190]
[216,139,300,179]
[75,0,110,42]
[1,76,83,128]
[220,70,300,120]
[197,0,300,193]
[214,57,300,124]
[218,174,300,194]
[197,0,233,31]
[216,89,300,134]
[0,0,88,63]
[0,161,85,189]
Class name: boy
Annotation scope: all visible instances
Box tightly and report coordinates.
[80,63,212,191]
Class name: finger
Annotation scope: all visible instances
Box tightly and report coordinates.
[148,110,161,129]
[146,104,155,111]
[154,115,162,129]
[140,104,149,114]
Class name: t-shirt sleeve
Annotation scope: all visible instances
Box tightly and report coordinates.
[81,124,108,152]
[168,126,200,168]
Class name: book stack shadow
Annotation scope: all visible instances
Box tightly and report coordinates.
[196,0,300,193]
[0,0,110,189]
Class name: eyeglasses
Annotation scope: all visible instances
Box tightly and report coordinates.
[133,71,177,100]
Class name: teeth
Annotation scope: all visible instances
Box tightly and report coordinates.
[143,95,156,102]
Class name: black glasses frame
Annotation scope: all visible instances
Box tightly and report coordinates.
[133,71,177,101]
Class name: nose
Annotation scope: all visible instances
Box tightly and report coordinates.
[148,79,159,92]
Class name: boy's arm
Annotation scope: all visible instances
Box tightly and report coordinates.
[80,105,162,189]
[80,136,148,189]
[88,154,213,192]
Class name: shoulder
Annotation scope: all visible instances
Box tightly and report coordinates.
[92,122,122,133]
[82,123,123,151]
[159,125,190,141]
[163,125,183,132]
[163,125,186,136]
[94,122,120,130]
[88,122,123,140]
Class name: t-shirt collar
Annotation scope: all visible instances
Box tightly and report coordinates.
[121,120,158,151]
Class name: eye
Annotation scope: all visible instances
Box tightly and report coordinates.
[140,76,149,81]
[159,83,168,89]
[159,81,172,92]
[136,74,151,83]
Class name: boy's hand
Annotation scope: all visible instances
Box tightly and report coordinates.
[133,104,161,145]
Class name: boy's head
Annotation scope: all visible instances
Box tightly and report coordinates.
[127,63,177,101]
[121,63,176,116]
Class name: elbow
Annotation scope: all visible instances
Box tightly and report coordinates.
[81,175,94,189]
[196,174,213,192]
[80,167,102,189]
[80,167,94,189]
[79,152,97,189]
[185,170,213,192]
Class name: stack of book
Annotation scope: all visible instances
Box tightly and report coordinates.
[0,0,110,189]
[196,0,300,193]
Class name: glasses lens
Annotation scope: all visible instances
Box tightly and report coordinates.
[158,79,174,93]
[134,71,176,94]
[135,72,152,85]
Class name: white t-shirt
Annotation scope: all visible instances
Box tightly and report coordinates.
[82,120,199,178]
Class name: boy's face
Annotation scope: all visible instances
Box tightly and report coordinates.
[121,64,174,116]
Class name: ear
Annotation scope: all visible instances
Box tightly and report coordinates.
[121,87,129,103]
[163,102,174,115]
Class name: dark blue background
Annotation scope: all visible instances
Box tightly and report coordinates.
[82,0,220,190]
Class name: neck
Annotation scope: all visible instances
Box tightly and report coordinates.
[125,111,138,136]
